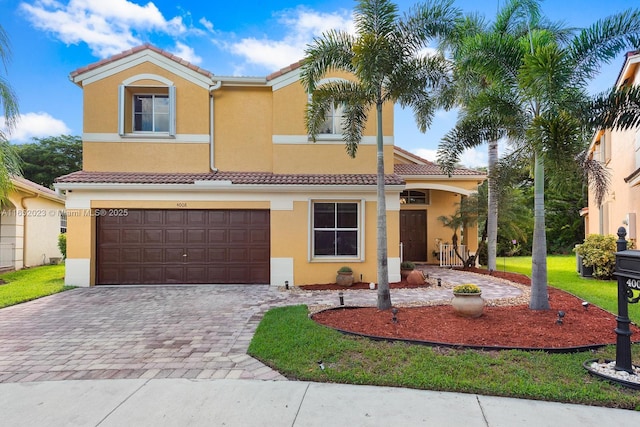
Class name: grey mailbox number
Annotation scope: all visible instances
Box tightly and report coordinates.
[625,279,640,303]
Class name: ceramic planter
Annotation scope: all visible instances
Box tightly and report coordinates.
[336,272,354,287]
[451,292,484,318]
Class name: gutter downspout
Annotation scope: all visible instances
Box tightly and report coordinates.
[209,81,222,172]
[20,192,39,268]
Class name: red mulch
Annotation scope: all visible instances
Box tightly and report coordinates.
[309,269,638,349]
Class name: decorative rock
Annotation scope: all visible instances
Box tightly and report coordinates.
[406,270,426,286]
[588,360,640,385]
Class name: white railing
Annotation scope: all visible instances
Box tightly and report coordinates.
[0,243,14,269]
[439,244,467,267]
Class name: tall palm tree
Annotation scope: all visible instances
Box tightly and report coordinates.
[0,24,21,201]
[437,0,640,310]
[301,0,460,309]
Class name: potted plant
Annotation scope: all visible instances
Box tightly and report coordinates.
[336,266,354,287]
[400,261,415,280]
[451,283,483,318]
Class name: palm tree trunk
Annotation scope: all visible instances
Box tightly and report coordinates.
[487,140,498,271]
[375,101,391,310]
[530,152,550,310]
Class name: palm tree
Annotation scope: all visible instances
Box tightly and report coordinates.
[437,0,640,310]
[301,0,460,309]
[0,24,22,201]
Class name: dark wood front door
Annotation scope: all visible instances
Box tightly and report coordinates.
[96,209,270,285]
[400,210,427,262]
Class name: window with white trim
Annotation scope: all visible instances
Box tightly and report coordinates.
[400,190,430,205]
[118,76,176,137]
[133,94,169,132]
[60,212,67,234]
[312,202,359,257]
[319,103,346,135]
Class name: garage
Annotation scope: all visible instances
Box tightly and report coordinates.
[96,209,270,285]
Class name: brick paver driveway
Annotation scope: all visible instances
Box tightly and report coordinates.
[0,268,523,383]
[0,286,296,383]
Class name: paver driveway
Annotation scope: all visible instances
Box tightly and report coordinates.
[0,268,523,383]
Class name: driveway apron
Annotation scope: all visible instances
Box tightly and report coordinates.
[0,267,523,383]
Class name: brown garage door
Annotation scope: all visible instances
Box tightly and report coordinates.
[96,209,270,285]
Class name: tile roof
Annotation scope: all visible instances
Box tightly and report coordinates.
[393,146,485,177]
[394,163,483,176]
[69,44,215,81]
[12,176,64,201]
[55,171,405,186]
[266,60,305,81]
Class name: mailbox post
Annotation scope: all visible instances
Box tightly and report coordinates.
[613,227,640,374]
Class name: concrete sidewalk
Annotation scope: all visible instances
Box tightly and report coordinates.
[1,379,637,427]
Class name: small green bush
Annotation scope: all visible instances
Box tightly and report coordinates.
[452,283,481,293]
[337,266,352,273]
[574,234,618,279]
[58,233,67,259]
[400,261,415,270]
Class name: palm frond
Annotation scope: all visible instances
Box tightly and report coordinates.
[300,30,355,92]
[576,148,610,206]
[570,9,640,84]
[589,85,640,132]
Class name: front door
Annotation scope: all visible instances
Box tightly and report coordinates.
[400,210,427,262]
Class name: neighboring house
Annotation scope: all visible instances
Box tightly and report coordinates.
[55,44,484,287]
[0,176,65,270]
[585,51,640,240]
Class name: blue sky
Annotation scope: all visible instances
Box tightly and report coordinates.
[0,0,637,168]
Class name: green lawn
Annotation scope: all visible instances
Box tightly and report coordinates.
[0,264,72,308]
[497,255,640,324]
[249,255,640,410]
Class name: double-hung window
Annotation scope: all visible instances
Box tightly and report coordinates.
[312,201,360,258]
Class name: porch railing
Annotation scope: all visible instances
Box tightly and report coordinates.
[439,244,467,267]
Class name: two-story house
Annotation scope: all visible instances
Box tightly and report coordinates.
[584,51,640,241]
[55,44,484,287]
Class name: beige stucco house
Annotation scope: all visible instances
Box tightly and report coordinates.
[55,44,484,287]
[0,176,65,270]
[585,51,640,240]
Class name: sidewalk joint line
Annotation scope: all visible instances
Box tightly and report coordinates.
[291,382,311,426]
[476,395,490,426]
[95,379,151,426]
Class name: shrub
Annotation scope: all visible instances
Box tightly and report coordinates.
[337,266,352,273]
[400,261,415,270]
[57,233,67,259]
[574,234,618,279]
[452,283,481,294]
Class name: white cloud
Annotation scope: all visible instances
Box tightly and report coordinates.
[459,147,488,169]
[414,148,437,162]
[20,0,188,58]
[413,146,488,169]
[172,42,202,65]
[199,17,214,33]
[3,112,71,143]
[223,7,353,71]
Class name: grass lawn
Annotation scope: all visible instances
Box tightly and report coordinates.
[0,264,72,308]
[497,255,640,324]
[249,255,640,410]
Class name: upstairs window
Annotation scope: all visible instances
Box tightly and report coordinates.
[133,94,169,132]
[118,74,175,137]
[319,103,346,135]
